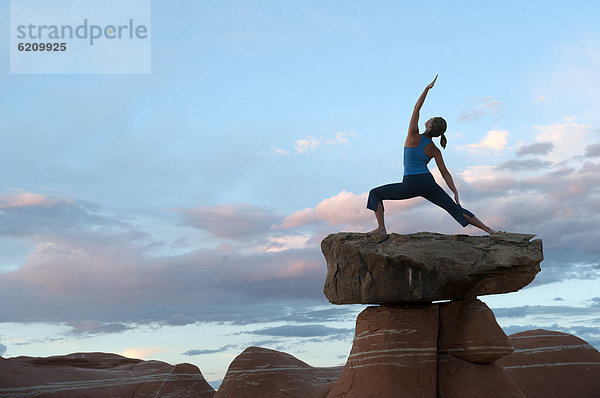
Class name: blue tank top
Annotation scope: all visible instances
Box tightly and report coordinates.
[403,134,433,176]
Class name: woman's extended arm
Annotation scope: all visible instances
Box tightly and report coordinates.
[432,146,461,205]
[408,75,438,138]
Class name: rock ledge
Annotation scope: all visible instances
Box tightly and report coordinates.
[321,232,543,304]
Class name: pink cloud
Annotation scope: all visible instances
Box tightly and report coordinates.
[177,203,279,239]
[464,130,510,152]
[0,189,72,209]
[533,117,593,161]
[277,190,421,231]
[274,261,322,280]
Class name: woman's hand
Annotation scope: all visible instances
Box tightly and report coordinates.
[427,74,438,90]
[454,192,461,206]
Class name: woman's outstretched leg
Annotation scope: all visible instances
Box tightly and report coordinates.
[366,182,414,235]
[464,213,497,235]
[368,202,387,235]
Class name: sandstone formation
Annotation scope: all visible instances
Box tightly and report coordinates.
[498,329,600,398]
[327,305,438,397]
[321,232,543,304]
[0,352,215,398]
[438,354,525,398]
[328,300,520,398]
[438,298,514,363]
[214,346,342,398]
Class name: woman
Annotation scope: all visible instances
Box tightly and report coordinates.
[367,75,496,235]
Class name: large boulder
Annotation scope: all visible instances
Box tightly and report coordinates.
[438,298,513,363]
[0,352,215,398]
[214,346,342,398]
[322,232,543,304]
[497,329,600,398]
[327,304,439,398]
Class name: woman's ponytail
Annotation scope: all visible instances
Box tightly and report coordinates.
[431,117,448,149]
[440,133,447,149]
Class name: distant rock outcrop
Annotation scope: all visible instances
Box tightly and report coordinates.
[321,232,543,304]
[498,329,600,398]
[214,347,342,398]
[0,352,215,398]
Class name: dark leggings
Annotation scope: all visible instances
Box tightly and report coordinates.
[367,173,474,227]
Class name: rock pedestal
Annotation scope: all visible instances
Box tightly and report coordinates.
[327,305,439,398]
[322,232,544,398]
[326,299,522,398]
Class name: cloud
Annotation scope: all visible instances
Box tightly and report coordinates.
[250,324,353,338]
[257,234,311,253]
[121,347,164,360]
[277,191,370,230]
[585,142,600,157]
[273,307,362,324]
[517,142,554,156]
[177,203,280,239]
[183,344,237,356]
[0,190,158,278]
[495,159,553,171]
[533,118,593,161]
[325,131,355,145]
[164,313,197,326]
[0,190,71,209]
[0,233,330,325]
[493,305,594,318]
[2,143,600,334]
[464,130,510,152]
[458,97,503,122]
[67,321,133,335]
[295,136,321,154]
[272,145,290,156]
[274,131,356,155]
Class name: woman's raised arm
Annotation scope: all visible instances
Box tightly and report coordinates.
[408,75,438,138]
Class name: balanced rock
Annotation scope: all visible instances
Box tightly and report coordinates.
[215,346,342,398]
[327,305,439,398]
[439,299,513,363]
[497,329,600,398]
[322,232,543,304]
[0,352,215,398]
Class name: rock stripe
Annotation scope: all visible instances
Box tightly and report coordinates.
[355,328,418,340]
[0,373,209,398]
[511,344,593,354]
[349,347,437,358]
[226,366,334,374]
[502,361,600,370]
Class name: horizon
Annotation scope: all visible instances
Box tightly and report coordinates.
[1,0,600,387]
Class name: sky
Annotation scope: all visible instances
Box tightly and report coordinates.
[1,0,600,388]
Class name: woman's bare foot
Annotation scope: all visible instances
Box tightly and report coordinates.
[367,227,387,235]
[464,214,497,235]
